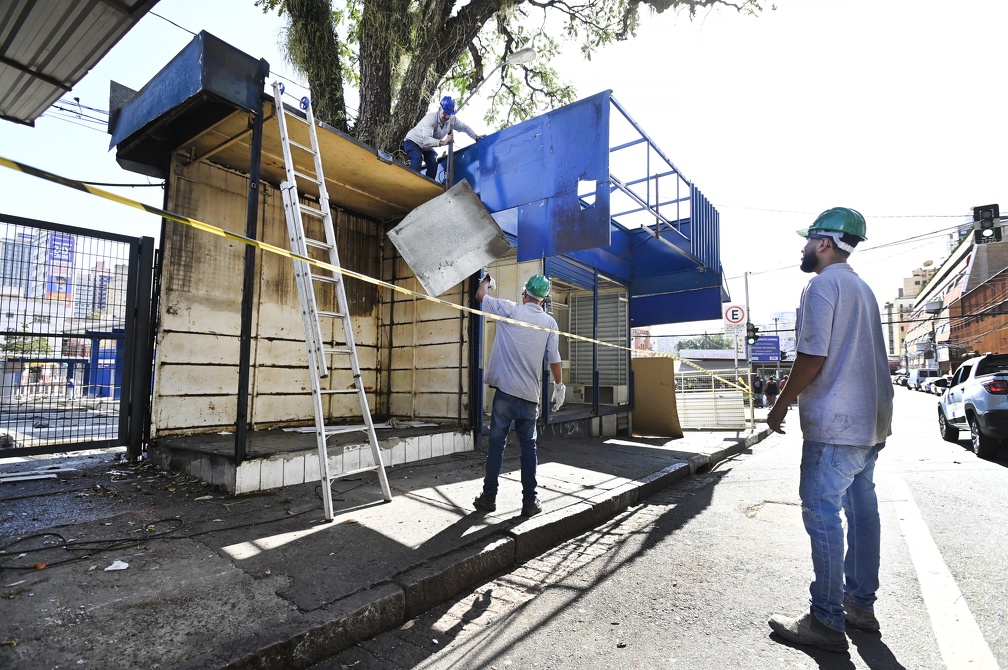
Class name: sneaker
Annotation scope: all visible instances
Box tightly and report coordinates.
[843,597,880,633]
[521,498,542,517]
[473,494,496,512]
[769,607,849,653]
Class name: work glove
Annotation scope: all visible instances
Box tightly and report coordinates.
[481,271,496,292]
[551,382,566,412]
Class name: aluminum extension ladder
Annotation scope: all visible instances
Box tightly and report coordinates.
[271,81,392,520]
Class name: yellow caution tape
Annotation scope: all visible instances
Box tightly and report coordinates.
[0,154,753,394]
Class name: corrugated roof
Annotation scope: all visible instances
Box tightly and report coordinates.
[0,0,158,126]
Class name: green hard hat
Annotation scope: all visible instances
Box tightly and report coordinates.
[524,274,551,299]
[796,207,867,241]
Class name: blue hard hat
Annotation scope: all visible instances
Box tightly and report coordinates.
[440,96,455,115]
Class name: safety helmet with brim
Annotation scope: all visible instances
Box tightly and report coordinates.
[524,274,551,299]
[796,207,867,253]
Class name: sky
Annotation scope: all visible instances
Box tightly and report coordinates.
[0,0,1005,335]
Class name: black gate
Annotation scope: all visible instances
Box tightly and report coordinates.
[0,213,154,458]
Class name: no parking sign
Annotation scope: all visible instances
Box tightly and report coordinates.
[723,304,746,335]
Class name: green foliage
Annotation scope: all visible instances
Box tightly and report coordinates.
[258,0,761,150]
[675,334,734,351]
[1,329,54,356]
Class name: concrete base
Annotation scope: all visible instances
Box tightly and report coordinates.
[149,427,474,494]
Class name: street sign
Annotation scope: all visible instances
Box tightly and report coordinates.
[723,304,746,334]
[750,335,781,362]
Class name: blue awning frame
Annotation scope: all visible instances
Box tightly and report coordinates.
[450,91,727,327]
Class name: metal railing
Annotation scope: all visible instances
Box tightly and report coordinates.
[673,368,754,430]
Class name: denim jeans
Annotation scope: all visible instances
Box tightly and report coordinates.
[403,140,438,179]
[800,440,884,631]
[483,390,539,505]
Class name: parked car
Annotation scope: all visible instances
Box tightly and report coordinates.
[936,353,1008,458]
[893,373,908,386]
[907,368,941,391]
[932,374,953,396]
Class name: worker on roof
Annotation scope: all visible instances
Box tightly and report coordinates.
[403,96,484,180]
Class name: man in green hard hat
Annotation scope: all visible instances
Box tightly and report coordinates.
[767,207,894,653]
[472,272,564,517]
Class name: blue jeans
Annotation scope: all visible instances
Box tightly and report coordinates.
[403,140,438,179]
[800,440,884,631]
[483,390,539,504]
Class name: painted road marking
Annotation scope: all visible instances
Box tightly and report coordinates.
[889,476,997,669]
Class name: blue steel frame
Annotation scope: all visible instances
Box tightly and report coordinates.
[453,91,725,433]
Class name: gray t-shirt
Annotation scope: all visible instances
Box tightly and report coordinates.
[481,295,561,404]
[795,263,894,447]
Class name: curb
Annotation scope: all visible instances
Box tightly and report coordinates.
[182,429,769,669]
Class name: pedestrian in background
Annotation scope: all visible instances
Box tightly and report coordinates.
[473,273,565,517]
[767,207,894,653]
[402,96,484,180]
[764,375,779,408]
[752,375,764,408]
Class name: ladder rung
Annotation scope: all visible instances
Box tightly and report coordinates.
[294,169,321,185]
[304,238,334,251]
[322,347,353,356]
[309,273,341,285]
[299,203,325,219]
[318,388,360,395]
[317,309,347,320]
[285,113,311,127]
[289,139,315,154]
[329,465,382,480]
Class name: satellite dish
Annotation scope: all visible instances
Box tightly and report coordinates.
[922,260,933,267]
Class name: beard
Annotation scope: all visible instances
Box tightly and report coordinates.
[800,248,819,273]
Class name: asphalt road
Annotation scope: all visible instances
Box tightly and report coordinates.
[321,387,1008,669]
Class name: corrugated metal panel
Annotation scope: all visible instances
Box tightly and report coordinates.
[546,256,596,290]
[0,0,158,126]
[570,291,627,386]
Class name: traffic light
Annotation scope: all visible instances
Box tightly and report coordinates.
[746,322,760,345]
[973,204,1001,244]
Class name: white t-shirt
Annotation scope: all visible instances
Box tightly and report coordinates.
[795,263,894,447]
[481,296,561,404]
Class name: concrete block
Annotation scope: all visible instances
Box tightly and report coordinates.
[172,583,405,670]
[586,481,639,520]
[419,434,432,460]
[405,437,419,463]
[261,457,285,490]
[602,414,617,437]
[358,444,376,470]
[431,432,445,458]
[305,452,321,482]
[234,460,261,494]
[283,455,306,486]
[509,502,598,564]
[327,453,343,477]
[396,537,516,620]
[389,439,406,466]
[637,460,691,500]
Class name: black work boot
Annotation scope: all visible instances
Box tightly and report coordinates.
[473,494,496,512]
[843,597,880,633]
[521,497,542,517]
[769,607,849,653]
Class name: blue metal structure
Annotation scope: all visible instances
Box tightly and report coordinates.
[451,91,725,326]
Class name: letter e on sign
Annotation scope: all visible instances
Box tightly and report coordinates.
[723,304,746,334]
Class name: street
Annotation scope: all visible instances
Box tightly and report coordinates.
[321,387,1008,669]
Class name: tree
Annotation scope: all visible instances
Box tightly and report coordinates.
[675,333,733,351]
[258,0,760,152]
[1,327,55,356]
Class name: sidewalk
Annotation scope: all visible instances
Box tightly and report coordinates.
[0,418,770,670]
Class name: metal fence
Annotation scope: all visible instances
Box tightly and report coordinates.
[0,214,154,457]
[674,367,754,430]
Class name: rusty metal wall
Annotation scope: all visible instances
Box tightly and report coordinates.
[152,157,384,437]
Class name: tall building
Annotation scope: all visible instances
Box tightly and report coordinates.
[0,231,34,298]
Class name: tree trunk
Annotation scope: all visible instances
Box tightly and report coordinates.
[285,0,349,132]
